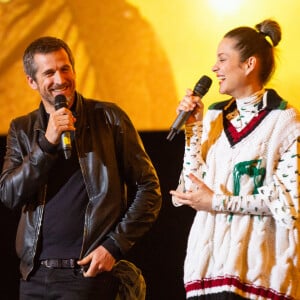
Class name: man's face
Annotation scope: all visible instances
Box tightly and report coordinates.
[26,48,76,113]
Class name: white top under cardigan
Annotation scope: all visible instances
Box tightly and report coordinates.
[174,89,300,299]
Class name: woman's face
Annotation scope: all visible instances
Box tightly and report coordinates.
[212,37,253,99]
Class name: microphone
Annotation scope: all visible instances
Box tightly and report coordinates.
[54,94,72,159]
[166,75,212,141]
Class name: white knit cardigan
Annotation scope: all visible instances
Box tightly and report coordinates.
[174,90,300,299]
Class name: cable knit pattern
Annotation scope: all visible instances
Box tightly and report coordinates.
[174,90,300,299]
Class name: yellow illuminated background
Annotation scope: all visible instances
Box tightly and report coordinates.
[0,0,299,134]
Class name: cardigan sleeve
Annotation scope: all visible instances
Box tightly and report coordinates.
[182,121,204,189]
[172,121,205,206]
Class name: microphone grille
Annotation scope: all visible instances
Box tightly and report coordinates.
[193,75,212,97]
[54,94,68,110]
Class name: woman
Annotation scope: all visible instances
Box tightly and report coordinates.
[170,19,300,299]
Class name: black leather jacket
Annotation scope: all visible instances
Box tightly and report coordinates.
[0,93,162,280]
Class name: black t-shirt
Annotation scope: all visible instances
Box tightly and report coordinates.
[39,143,89,260]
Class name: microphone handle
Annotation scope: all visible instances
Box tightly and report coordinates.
[166,110,192,141]
[61,132,72,159]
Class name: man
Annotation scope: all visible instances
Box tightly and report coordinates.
[0,36,162,299]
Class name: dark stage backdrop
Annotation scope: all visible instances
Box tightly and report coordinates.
[0,131,196,300]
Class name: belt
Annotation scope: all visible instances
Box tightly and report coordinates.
[40,258,79,269]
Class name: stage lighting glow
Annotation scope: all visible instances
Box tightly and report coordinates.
[209,0,245,14]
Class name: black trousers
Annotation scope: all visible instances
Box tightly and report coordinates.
[20,265,119,300]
